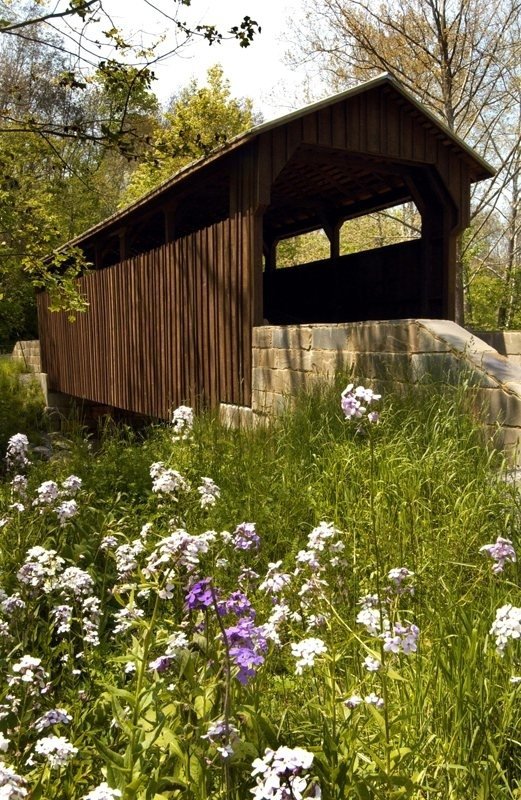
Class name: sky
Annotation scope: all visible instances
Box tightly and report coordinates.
[104,0,318,121]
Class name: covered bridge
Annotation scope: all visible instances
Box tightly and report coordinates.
[37,73,494,419]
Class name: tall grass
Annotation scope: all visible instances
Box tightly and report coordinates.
[0,378,520,798]
[0,358,45,461]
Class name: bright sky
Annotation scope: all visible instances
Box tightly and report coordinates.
[105,0,317,121]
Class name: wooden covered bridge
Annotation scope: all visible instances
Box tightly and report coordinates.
[37,73,494,419]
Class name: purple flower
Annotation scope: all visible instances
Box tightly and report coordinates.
[224,616,267,684]
[341,384,381,421]
[232,522,260,551]
[218,591,255,618]
[185,578,216,610]
[480,537,516,574]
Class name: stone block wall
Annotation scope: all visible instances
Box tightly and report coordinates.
[11,340,41,372]
[250,319,521,464]
[472,331,521,366]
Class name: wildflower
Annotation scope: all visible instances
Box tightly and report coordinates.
[490,604,521,654]
[140,522,153,539]
[124,662,136,674]
[34,709,72,731]
[150,463,190,496]
[9,655,48,691]
[56,499,78,525]
[100,535,118,550]
[382,622,419,655]
[5,433,30,470]
[143,528,215,578]
[17,546,65,593]
[225,616,267,684]
[356,606,390,637]
[480,537,517,574]
[61,475,82,495]
[363,656,381,672]
[10,475,27,497]
[198,477,221,508]
[60,567,94,598]
[232,522,260,551]
[344,694,363,708]
[0,595,24,616]
[148,655,173,673]
[0,733,9,752]
[114,540,144,579]
[186,578,216,610]
[250,746,317,800]
[171,405,194,439]
[165,630,190,653]
[291,637,327,674]
[51,605,73,635]
[34,735,77,767]
[259,561,292,594]
[341,384,381,421]
[387,567,415,593]
[8,503,24,514]
[365,693,385,708]
[202,719,240,758]
[219,591,255,618]
[113,606,145,634]
[0,762,28,798]
[82,784,122,800]
[33,480,59,506]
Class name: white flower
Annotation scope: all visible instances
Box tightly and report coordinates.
[0,733,10,752]
[0,762,28,798]
[61,475,82,495]
[290,637,327,674]
[344,694,363,708]
[490,604,521,654]
[82,783,122,800]
[33,480,59,506]
[197,477,221,508]
[171,405,194,439]
[364,693,385,708]
[5,433,30,470]
[363,656,381,672]
[34,735,77,767]
[56,499,78,525]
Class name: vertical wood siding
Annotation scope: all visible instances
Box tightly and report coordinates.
[38,218,252,418]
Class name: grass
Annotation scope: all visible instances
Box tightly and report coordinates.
[0,376,520,798]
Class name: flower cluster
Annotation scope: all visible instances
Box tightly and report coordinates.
[0,762,28,798]
[251,746,319,800]
[34,735,77,768]
[232,522,260,551]
[490,604,521,654]
[82,784,122,800]
[34,708,72,732]
[171,405,194,439]
[197,477,221,509]
[150,462,190,496]
[345,693,384,710]
[341,384,381,423]
[290,637,328,674]
[480,537,516,574]
[5,434,30,471]
[202,719,240,758]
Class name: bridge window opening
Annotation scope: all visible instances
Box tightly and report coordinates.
[340,202,421,256]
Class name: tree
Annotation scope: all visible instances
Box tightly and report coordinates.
[0,1,260,153]
[287,0,521,325]
[120,65,259,205]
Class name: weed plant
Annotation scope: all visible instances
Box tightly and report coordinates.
[0,379,520,798]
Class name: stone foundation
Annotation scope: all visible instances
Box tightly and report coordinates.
[251,320,521,463]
